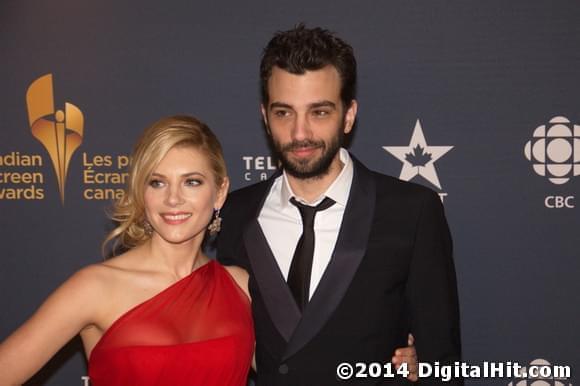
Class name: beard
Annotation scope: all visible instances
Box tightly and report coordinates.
[271,121,345,180]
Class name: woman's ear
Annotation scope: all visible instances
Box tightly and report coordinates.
[215,176,230,210]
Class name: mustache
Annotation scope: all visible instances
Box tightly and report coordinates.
[280,140,325,152]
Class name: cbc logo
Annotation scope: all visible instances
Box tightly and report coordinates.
[507,358,571,386]
[544,196,574,208]
[524,116,580,185]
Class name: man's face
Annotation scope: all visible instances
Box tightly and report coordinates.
[262,65,357,179]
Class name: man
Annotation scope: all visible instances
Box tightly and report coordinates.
[217,25,461,385]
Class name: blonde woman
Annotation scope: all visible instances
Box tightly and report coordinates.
[0,116,253,385]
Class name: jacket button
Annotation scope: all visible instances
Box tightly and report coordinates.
[278,364,289,374]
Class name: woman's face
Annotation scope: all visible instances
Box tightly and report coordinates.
[144,145,227,245]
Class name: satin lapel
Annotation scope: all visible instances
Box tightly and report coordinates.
[244,221,301,341]
[241,170,301,342]
[282,158,376,360]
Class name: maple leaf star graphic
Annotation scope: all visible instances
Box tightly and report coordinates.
[383,119,453,190]
[405,144,432,167]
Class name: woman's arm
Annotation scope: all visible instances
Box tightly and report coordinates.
[0,266,104,385]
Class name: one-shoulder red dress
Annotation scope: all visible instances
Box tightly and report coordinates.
[88,261,254,386]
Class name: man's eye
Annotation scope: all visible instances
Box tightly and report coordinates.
[148,179,165,188]
[185,179,202,187]
[313,110,330,117]
[273,110,290,118]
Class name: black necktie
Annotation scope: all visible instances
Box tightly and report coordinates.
[288,196,335,312]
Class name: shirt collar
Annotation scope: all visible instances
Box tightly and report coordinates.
[280,148,353,208]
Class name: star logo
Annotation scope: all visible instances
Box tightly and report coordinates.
[383,119,453,190]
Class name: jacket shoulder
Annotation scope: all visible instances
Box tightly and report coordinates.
[351,154,437,201]
[370,169,441,204]
[217,180,272,267]
[225,179,271,207]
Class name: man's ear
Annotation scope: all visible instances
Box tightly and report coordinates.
[344,100,358,134]
[260,104,270,133]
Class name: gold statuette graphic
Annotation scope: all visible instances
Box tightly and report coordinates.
[26,74,84,203]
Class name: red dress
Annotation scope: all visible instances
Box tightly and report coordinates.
[88,261,254,386]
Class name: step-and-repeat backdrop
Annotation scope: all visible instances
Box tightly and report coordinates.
[1,1,578,385]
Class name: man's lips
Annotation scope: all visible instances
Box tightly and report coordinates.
[288,146,320,157]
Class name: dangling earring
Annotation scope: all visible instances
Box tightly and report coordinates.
[142,219,154,236]
[207,208,222,236]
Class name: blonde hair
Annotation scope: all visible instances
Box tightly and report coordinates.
[103,115,227,255]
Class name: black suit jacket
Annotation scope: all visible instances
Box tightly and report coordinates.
[217,157,462,385]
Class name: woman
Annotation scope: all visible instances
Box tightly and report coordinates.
[0,115,417,385]
[0,116,253,385]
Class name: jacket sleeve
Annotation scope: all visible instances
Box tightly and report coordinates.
[405,190,463,385]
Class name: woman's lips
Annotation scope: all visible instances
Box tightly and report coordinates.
[160,212,192,225]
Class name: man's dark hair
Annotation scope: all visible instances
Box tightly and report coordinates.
[260,24,357,108]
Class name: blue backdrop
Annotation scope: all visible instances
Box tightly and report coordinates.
[0,1,578,384]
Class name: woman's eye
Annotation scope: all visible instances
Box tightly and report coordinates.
[185,179,202,187]
[148,179,165,188]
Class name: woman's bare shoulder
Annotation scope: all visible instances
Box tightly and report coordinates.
[71,249,143,292]
[223,264,250,300]
[223,264,249,281]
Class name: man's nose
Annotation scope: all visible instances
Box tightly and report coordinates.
[291,113,311,142]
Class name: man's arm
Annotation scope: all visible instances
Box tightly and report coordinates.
[406,190,462,384]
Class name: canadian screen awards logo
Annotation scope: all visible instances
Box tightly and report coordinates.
[383,119,453,202]
[524,116,579,209]
[0,74,131,202]
[26,74,84,203]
